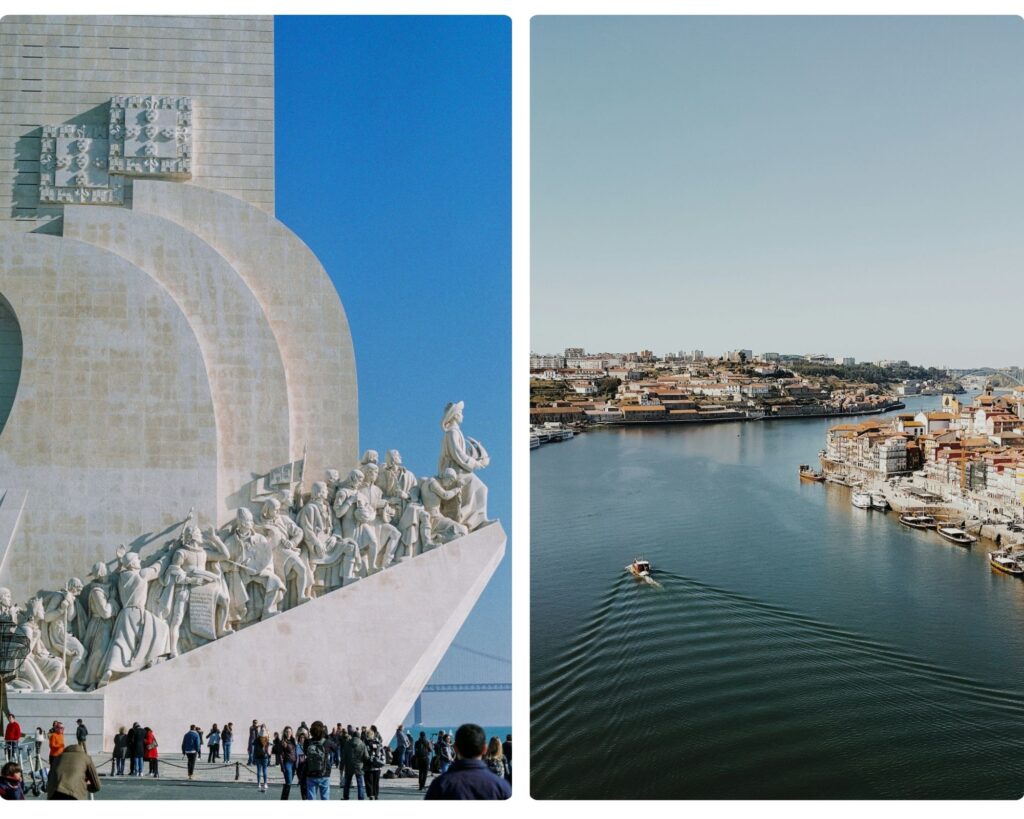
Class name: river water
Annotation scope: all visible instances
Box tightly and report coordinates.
[531,396,1024,799]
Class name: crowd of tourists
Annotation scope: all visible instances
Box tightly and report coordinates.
[1,711,510,800]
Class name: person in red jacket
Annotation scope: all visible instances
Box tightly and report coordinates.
[143,728,159,777]
[4,716,21,761]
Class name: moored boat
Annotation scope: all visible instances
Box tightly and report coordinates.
[989,552,1024,576]
[871,493,889,511]
[530,435,540,450]
[851,490,873,509]
[799,464,825,482]
[936,526,976,546]
[899,513,937,529]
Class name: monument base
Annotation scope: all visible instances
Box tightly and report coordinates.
[6,691,105,750]
[72,522,504,749]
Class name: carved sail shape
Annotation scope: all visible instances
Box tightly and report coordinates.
[98,523,505,746]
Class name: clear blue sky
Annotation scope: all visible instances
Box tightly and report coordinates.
[532,16,1024,369]
[275,16,511,714]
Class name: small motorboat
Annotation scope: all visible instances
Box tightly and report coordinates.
[989,552,1024,577]
[871,493,889,511]
[851,490,873,509]
[899,513,937,529]
[936,526,976,546]
[799,464,825,482]
[626,558,652,579]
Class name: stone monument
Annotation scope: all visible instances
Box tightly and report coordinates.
[0,15,506,745]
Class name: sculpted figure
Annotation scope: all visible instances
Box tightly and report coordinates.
[359,463,385,531]
[379,449,416,517]
[15,598,71,692]
[333,469,364,539]
[396,486,434,559]
[376,503,403,570]
[325,469,341,505]
[41,578,87,687]
[337,537,361,586]
[360,449,380,468]
[75,562,120,689]
[420,469,470,545]
[0,587,19,622]
[158,525,231,657]
[98,549,169,686]
[298,481,342,589]
[353,498,380,576]
[260,498,313,606]
[437,401,491,530]
[222,508,285,624]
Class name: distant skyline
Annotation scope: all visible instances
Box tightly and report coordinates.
[532,16,1024,369]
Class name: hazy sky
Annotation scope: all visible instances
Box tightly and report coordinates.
[532,16,1024,369]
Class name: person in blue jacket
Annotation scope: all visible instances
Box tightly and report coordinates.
[424,724,511,800]
[181,725,201,780]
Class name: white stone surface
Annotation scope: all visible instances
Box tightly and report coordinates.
[0,15,275,227]
[0,232,219,595]
[100,522,505,748]
[64,204,292,522]
[133,181,359,476]
[6,691,105,748]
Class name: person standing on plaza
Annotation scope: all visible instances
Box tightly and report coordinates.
[207,724,221,763]
[272,731,282,766]
[247,719,259,765]
[414,731,433,790]
[365,729,385,799]
[181,725,201,780]
[33,727,44,760]
[341,724,368,800]
[302,721,331,800]
[484,736,509,780]
[502,734,512,783]
[295,727,309,801]
[46,741,100,800]
[253,733,271,793]
[222,722,233,762]
[74,719,88,753]
[437,730,455,775]
[47,722,64,767]
[143,726,159,777]
[392,724,410,774]
[3,714,20,762]
[128,722,145,776]
[279,726,297,800]
[424,724,512,800]
[111,727,128,776]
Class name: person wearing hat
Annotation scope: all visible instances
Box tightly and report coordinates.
[75,562,118,689]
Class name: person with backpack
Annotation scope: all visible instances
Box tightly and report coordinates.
[341,725,369,800]
[365,730,386,799]
[414,731,433,791]
[253,734,271,793]
[74,720,88,752]
[302,721,331,800]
